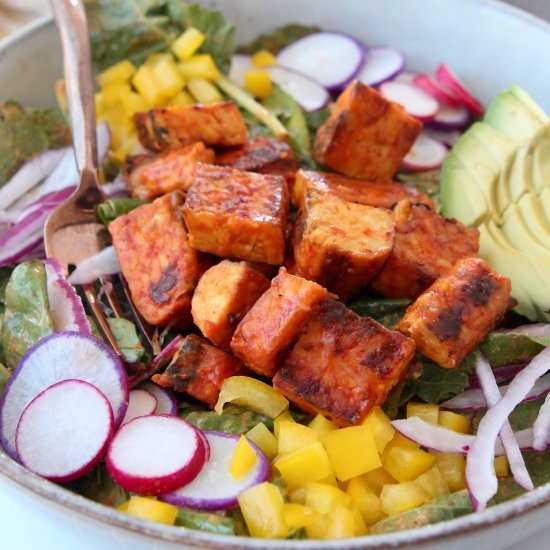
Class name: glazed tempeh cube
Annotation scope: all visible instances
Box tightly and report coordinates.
[371,199,480,299]
[397,257,512,369]
[108,192,199,327]
[313,80,421,180]
[191,260,271,350]
[123,142,215,199]
[134,101,247,151]
[291,189,395,301]
[152,334,244,407]
[182,163,289,265]
[231,267,329,377]
[273,299,416,426]
[292,169,433,209]
[216,137,298,185]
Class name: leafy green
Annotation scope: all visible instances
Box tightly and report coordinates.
[0,362,10,398]
[0,260,54,370]
[176,508,237,535]
[106,317,145,363]
[348,296,411,330]
[397,169,441,212]
[237,24,320,54]
[67,463,128,507]
[96,197,148,225]
[370,490,473,534]
[481,331,549,368]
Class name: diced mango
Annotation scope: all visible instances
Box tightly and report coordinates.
[244,70,272,99]
[438,410,471,433]
[178,54,221,80]
[187,77,223,103]
[121,90,149,118]
[274,410,295,438]
[283,503,319,529]
[383,446,435,482]
[274,441,333,488]
[172,27,206,60]
[96,59,136,88]
[168,90,195,106]
[414,466,450,499]
[238,482,288,539]
[288,485,306,504]
[494,455,509,477]
[308,414,338,435]
[251,49,278,68]
[363,467,398,495]
[246,422,278,460]
[321,424,381,481]
[361,407,395,454]
[346,476,382,525]
[101,81,131,108]
[150,55,186,98]
[407,402,440,425]
[383,432,420,457]
[304,482,351,514]
[124,496,178,525]
[305,506,355,539]
[230,435,258,479]
[277,421,319,455]
[430,452,466,492]
[350,505,369,536]
[132,64,166,105]
[380,482,430,516]
[117,500,130,512]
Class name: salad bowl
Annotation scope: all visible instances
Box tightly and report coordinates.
[1,0,550,549]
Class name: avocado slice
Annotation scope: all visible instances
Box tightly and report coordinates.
[532,133,550,194]
[507,144,535,203]
[499,203,550,255]
[541,187,550,224]
[515,193,550,246]
[508,84,550,125]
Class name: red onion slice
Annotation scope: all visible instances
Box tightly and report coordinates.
[532,392,550,450]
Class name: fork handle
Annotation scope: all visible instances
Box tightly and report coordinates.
[50,0,98,175]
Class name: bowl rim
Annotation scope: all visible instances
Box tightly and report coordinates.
[1,0,550,547]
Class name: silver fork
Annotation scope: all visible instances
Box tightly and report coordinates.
[44,0,154,357]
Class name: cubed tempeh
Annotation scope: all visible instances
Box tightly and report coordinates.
[371,199,480,299]
[191,260,271,350]
[134,101,247,151]
[397,257,512,369]
[182,163,289,265]
[152,334,244,407]
[230,267,329,377]
[108,192,198,327]
[273,299,416,426]
[313,80,421,180]
[291,189,395,301]
[122,142,215,199]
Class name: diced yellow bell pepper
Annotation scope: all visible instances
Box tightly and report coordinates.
[131,64,165,106]
[172,27,206,60]
[363,467,398,495]
[380,482,430,516]
[350,505,369,536]
[121,90,149,118]
[96,59,136,88]
[494,455,509,477]
[346,476,382,525]
[308,414,338,435]
[168,90,195,106]
[383,432,420,458]
[277,421,319,455]
[187,77,223,103]
[215,376,289,419]
[321,424,381,481]
[117,500,130,512]
[304,482,351,514]
[145,52,173,66]
[244,70,272,99]
[283,503,319,529]
[318,472,339,487]
[150,55,186,98]
[101,82,131,108]
[251,49,278,68]
[288,485,306,504]
[383,446,435,482]
[246,422,278,460]
[430,452,466,492]
[274,410,295,438]
[438,410,471,433]
[124,496,178,525]
[230,435,258,479]
[178,54,221,81]
[305,506,355,539]
[407,402,440,425]
[414,466,450,499]
[361,407,395,454]
[238,482,288,539]
[274,441,334,488]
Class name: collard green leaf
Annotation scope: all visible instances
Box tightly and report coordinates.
[0,362,10,398]
[480,331,549,368]
[237,24,320,54]
[96,197,148,225]
[348,296,411,330]
[67,462,128,507]
[397,169,441,212]
[106,317,145,364]
[0,260,54,370]
[176,508,237,535]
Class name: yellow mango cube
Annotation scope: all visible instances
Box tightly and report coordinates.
[101,82,130,108]
[168,90,195,106]
[304,482,351,514]
[283,503,319,529]
[150,55,186,98]
[363,467,398,495]
[124,496,178,525]
[494,455,509,477]
[246,422,278,460]
[346,476,382,525]
[407,402,440,425]
[172,27,206,60]
[131,64,165,105]
[305,506,355,539]
[252,49,278,68]
[430,452,466,492]
[238,482,288,539]
[230,435,258,479]
[178,54,221,80]
[274,410,295,438]
[438,410,471,433]
[414,466,450,498]
[383,446,435,482]
[321,424,381,481]
[117,500,130,512]
[350,505,369,536]
[96,59,136,88]
[274,441,333,488]
[288,485,306,504]
[380,482,430,516]
[277,421,319,455]
[308,414,338,435]
[244,70,272,99]
[121,90,149,118]
[383,432,420,459]
[361,407,395,454]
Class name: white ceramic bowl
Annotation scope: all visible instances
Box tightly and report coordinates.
[1,1,550,549]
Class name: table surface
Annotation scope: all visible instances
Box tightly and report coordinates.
[0,1,549,549]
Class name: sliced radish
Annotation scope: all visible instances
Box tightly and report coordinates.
[15,379,113,482]
[0,331,128,459]
[228,53,252,86]
[139,381,178,416]
[435,63,484,117]
[67,245,121,285]
[422,126,463,147]
[401,132,448,171]
[160,430,270,510]
[428,103,470,129]
[379,80,439,122]
[121,388,157,425]
[357,45,405,87]
[392,71,418,84]
[413,74,461,108]
[106,414,207,495]
[276,32,366,92]
[264,65,329,112]
[43,258,91,334]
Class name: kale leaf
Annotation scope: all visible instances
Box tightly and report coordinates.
[237,24,320,54]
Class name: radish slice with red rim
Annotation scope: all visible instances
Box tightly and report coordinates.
[413,74,461,108]
[435,63,484,116]
[160,430,270,510]
[401,133,448,171]
[106,414,207,495]
[357,45,405,87]
[276,31,366,92]
[263,65,329,112]
[67,246,121,285]
[379,80,439,121]
[0,331,128,459]
[121,388,157,425]
[139,381,178,416]
[428,103,470,129]
[422,127,462,147]
[392,71,418,84]
[15,379,114,482]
